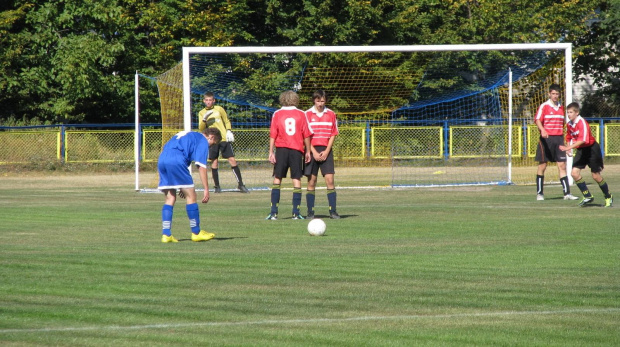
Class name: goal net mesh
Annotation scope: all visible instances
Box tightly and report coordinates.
[146,49,566,190]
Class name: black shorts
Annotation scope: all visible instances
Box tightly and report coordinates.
[273,147,304,179]
[535,135,566,163]
[304,146,335,177]
[208,141,235,160]
[573,142,604,173]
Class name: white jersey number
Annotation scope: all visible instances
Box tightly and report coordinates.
[285,118,296,136]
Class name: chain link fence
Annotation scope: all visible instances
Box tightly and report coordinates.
[2,121,620,187]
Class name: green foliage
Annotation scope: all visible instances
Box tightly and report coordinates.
[0,0,614,124]
[574,0,620,117]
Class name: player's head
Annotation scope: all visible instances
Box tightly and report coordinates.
[312,90,327,102]
[548,84,561,102]
[279,90,299,107]
[203,127,222,145]
[203,92,216,108]
[566,102,580,121]
[312,90,327,112]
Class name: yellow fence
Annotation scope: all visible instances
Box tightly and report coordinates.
[525,124,600,157]
[1,124,619,165]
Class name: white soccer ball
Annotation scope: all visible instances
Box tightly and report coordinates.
[307,218,326,236]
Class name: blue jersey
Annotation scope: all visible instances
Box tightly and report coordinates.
[161,131,210,168]
[157,131,210,190]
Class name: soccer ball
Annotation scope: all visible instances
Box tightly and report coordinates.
[307,218,326,236]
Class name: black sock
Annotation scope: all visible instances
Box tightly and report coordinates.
[536,175,544,195]
[575,178,592,198]
[212,168,220,187]
[598,179,611,199]
[232,165,244,185]
[560,176,570,195]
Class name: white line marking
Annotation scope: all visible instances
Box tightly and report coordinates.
[1,308,618,334]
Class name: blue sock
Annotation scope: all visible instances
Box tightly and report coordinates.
[306,190,315,215]
[327,189,337,212]
[162,205,173,236]
[292,188,302,215]
[271,184,281,214]
[186,203,200,234]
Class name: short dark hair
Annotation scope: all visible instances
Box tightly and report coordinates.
[203,127,221,143]
[312,90,326,102]
[567,102,580,112]
[549,84,561,93]
[203,92,215,99]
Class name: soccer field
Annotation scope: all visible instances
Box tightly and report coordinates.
[1,173,619,346]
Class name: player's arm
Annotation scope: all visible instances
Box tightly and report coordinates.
[268,137,276,164]
[559,132,583,151]
[220,107,232,130]
[310,144,320,160]
[560,140,584,152]
[535,119,548,138]
[199,109,213,131]
[318,135,336,161]
[304,136,312,163]
[198,110,206,131]
[198,165,210,203]
[219,107,235,142]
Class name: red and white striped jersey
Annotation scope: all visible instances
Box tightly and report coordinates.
[535,100,565,136]
[305,106,339,147]
[566,115,595,148]
[270,106,312,153]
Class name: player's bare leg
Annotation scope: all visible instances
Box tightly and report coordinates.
[228,156,248,193]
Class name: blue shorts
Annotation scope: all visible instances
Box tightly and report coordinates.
[157,149,194,190]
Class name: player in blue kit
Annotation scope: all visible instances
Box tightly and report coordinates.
[158,128,222,243]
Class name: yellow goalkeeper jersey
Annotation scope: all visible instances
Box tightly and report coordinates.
[198,105,231,138]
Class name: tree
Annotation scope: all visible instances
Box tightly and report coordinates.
[574,0,620,117]
[0,0,614,124]
[0,0,131,123]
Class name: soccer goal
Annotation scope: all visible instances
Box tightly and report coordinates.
[136,43,573,191]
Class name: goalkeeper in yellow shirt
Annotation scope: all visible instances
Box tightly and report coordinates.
[198,92,249,193]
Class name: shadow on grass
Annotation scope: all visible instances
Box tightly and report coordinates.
[177,237,249,242]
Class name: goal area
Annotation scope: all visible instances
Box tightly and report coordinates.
[137,44,573,191]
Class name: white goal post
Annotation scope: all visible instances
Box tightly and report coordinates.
[178,43,573,186]
[133,43,574,190]
[182,44,573,131]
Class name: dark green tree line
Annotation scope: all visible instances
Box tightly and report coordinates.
[0,0,614,124]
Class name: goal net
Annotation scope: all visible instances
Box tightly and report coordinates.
[138,44,572,190]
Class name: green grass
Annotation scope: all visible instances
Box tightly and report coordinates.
[1,174,619,346]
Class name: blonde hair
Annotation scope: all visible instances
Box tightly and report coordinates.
[279,90,299,107]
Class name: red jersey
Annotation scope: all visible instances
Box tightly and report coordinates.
[305,106,339,147]
[535,100,565,136]
[565,115,595,148]
[270,106,312,153]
